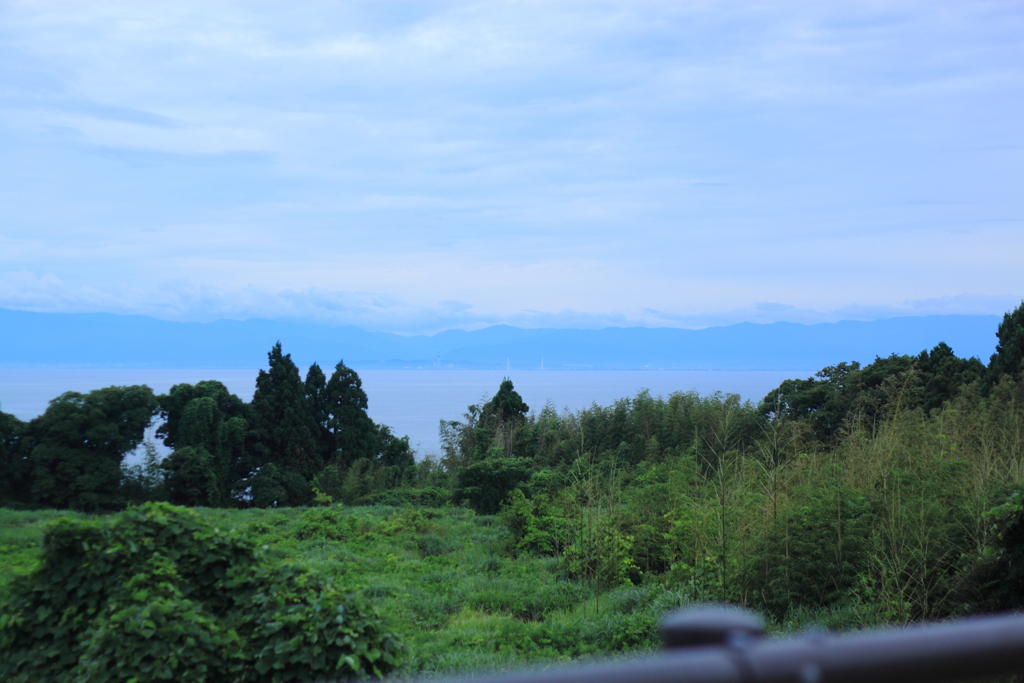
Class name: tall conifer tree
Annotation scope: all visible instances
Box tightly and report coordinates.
[989,302,1024,387]
[0,408,27,507]
[304,362,332,465]
[248,343,320,506]
[325,360,377,467]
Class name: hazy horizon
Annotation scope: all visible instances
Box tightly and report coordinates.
[0,303,1012,335]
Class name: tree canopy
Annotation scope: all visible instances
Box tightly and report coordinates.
[324,360,378,467]
[989,301,1024,387]
[26,386,157,512]
[0,344,415,511]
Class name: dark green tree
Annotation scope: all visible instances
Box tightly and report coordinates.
[157,383,248,507]
[247,343,320,506]
[760,362,862,442]
[486,378,530,455]
[988,301,1024,387]
[482,378,530,428]
[324,360,377,467]
[452,457,532,515]
[304,362,332,463]
[26,386,158,511]
[376,424,415,471]
[759,353,967,442]
[955,488,1024,614]
[914,342,985,413]
[849,354,916,420]
[156,381,246,450]
[0,407,28,506]
[375,424,416,487]
[161,446,222,507]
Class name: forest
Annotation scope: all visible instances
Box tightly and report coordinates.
[2,303,1024,681]
[0,342,417,511]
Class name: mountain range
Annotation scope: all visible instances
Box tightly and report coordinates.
[0,308,1002,371]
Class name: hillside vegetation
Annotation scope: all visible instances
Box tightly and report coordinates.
[1,504,696,679]
[3,303,1024,679]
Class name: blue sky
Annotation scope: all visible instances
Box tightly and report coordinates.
[1,1,1022,334]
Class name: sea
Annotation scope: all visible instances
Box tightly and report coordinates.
[0,368,814,459]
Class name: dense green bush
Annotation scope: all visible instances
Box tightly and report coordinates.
[452,458,532,515]
[954,487,1024,614]
[745,484,874,617]
[0,502,403,683]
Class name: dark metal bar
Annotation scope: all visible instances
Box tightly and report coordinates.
[747,612,1024,683]
[406,608,1024,683]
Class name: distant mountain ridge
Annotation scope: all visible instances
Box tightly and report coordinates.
[0,308,1001,371]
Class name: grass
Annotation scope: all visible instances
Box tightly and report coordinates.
[0,503,888,678]
[0,504,683,677]
[0,508,93,591]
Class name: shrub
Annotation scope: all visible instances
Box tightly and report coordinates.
[378,508,435,536]
[0,502,404,683]
[295,507,346,541]
[499,489,565,557]
[954,487,1024,614]
[745,486,873,617]
[416,534,458,557]
[452,458,532,515]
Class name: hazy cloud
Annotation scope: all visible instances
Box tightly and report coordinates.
[0,1,1022,331]
[644,295,1021,329]
[2,271,1017,335]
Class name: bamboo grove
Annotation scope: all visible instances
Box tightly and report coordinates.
[426,302,1024,625]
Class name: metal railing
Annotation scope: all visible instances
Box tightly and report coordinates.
[416,606,1024,683]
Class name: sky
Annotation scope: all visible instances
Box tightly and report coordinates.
[1,1,1022,334]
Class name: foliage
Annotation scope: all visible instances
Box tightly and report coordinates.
[157,380,247,451]
[25,386,158,511]
[324,360,378,467]
[953,487,1024,614]
[0,502,404,683]
[746,483,874,617]
[988,301,1024,387]
[305,362,331,465]
[483,379,530,428]
[6,308,1024,677]
[323,360,376,466]
[121,442,167,505]
[760,345,985,443]
[452,457,533,515]
[913,342,985,413]
[0,504,682,678]
[500,488,566,557]
[247,343,322,506]
[162,446,223,507]
[0,408,28,507]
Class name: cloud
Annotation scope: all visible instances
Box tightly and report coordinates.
[644,295,1019,329]
[0,2,1022,330]
[0,272,486,333]
[754,302,796,312]
[0,272,667,334]
[502,309,635,330]
[1,270,1017,336]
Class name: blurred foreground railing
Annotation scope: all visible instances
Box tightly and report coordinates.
[388,606,1024,683]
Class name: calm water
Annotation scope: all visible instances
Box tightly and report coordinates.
[0,368,813,457]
